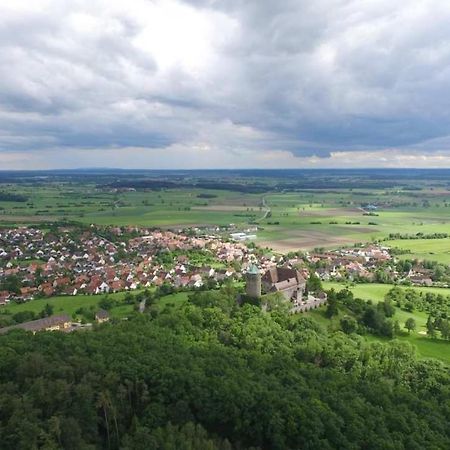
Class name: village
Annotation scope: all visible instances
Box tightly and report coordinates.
[0,224,448,329]
[0,225,253,304]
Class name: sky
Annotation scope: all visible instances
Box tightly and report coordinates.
[2,0,450,169]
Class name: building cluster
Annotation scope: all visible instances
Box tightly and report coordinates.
[0,226,257,305]
[0,314,72,334]
[308,243,446,286]
[1,225,444,316]
[0,309,111,335]
[309,245,392,281]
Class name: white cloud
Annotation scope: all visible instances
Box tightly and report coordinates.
[1,0,450,168]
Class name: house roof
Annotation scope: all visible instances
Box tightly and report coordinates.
[0,314,71,334]
[263,267,305,285]
[95,309,110,319]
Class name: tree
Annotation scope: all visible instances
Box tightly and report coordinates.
[325,293,339,318]
[262,292,290,313]
[405,318,416,334]
[340,316,357,334]
[40,303,54,318]
[432,265,446,281]
[378,299,395,318]
[385,286,405,307]
[99,296,115,311]
[440,320,450,340]
[12,310,36,324]
[34,267,44,287]
[426,316,436,338]
[0,275,22,294]
[379,320,394,338]
[306,272,322,293]
[375,269,391,283]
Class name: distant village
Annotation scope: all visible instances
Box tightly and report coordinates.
[0,225,250,305]
[0,224,448,333]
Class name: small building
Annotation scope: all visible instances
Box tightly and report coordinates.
[0,291,11,305]
[409,275,433,286]
[95,309,110,323]
[230,232,257,241]
[0,314,71,335]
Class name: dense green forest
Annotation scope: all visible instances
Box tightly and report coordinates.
[0,288,449,449]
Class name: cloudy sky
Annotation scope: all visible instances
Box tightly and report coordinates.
[2,0,450,169]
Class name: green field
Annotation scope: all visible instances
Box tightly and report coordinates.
[321,282,450,363]
[0,291,135,320]
[0,175,450,253]
[385,238,450,264]
[0,172,450,255]
[2,174,450,253]
[257,195,450,252]
[0,289,193,325]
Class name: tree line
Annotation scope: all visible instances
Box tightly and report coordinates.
[0,287,448,449]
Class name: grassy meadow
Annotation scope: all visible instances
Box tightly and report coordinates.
[320,281,450,363]
[384,238,450,264]
[0,289,193,326]
[0,291,135,320]
[2,174,450,253]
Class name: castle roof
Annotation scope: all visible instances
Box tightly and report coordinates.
[263,267,305,285]
[247,264,260,275]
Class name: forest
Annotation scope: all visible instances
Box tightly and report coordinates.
[0,287,449,449]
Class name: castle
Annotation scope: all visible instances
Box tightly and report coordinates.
[245,265,306,308]
[262,267,306,308]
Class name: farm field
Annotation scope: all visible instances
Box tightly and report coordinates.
[0,291,135,321]
[1,170,450,253]
[0,184,263,227]
[321,282,450,363]
[384,238,450,264]
[0,290,193,325]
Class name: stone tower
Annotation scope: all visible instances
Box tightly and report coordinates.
[246,264,261,299]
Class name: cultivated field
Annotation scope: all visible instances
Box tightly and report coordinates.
[385,238,450,265]
[2,170,450,253]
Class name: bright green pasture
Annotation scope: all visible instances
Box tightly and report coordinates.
[2,182,450,252]
[0,290,192,324]
[0,291,134,319]
[157,291,190,309]
[323,281,450,301]
[385,238,450,264]
[321,282,450,363]
[0,184,263,227]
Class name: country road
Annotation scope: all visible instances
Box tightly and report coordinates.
[257,196,271,222]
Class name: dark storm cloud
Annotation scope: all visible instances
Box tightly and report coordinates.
[197,0,450,154]
[1,0,450,167]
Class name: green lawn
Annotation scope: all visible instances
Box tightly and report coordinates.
[320,281,450,364]
[384,238,450,264]
[157,291,191,309]
[0,291,135,320]
[0,289,193,324]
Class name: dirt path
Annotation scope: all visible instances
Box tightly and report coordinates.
[256,196,271,222]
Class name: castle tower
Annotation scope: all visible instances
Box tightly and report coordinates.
[246,264,261,299]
